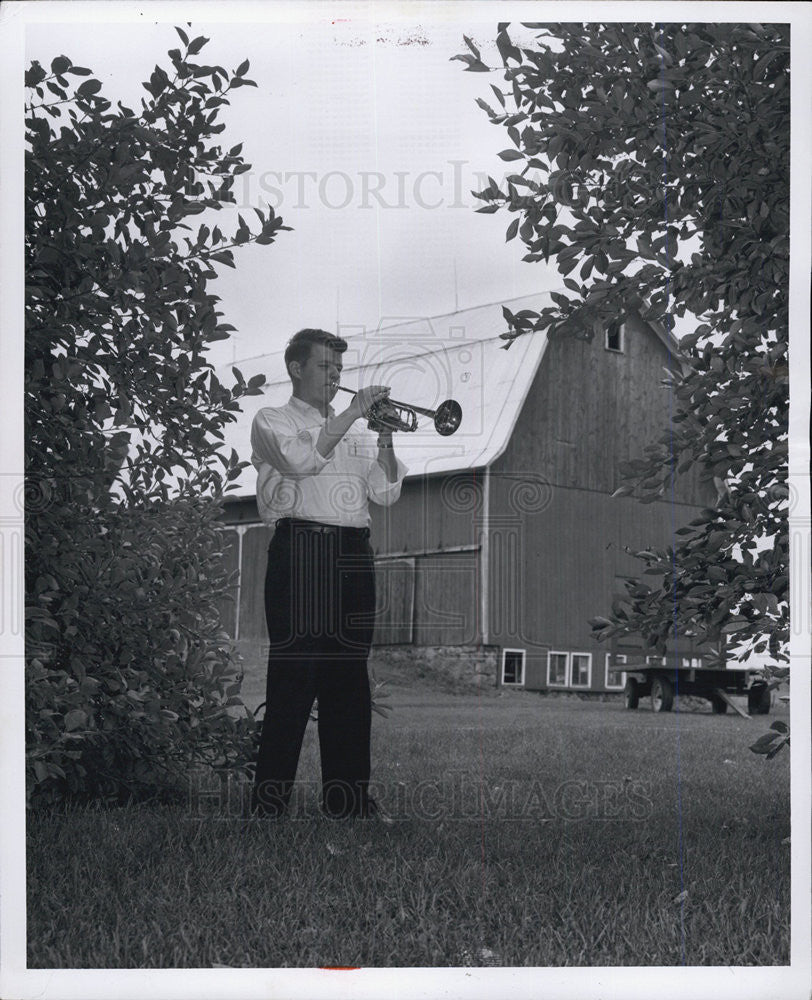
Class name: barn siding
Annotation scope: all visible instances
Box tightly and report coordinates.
[486,317,715,690]
[412,551,479,645]
[373,557,415,644]
[370,472,483,648]
[495,312,712,506]
[369,472,484,556]
[214,528,241,638]
[486,482,703,665]
[237,525,273,641]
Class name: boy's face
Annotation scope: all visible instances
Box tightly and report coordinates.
[291,342,343,411]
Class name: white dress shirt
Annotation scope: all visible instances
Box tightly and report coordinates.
[251,395,408,528]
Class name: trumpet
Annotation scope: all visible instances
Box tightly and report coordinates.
[333,385,462,436]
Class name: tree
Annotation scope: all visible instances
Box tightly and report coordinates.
[25,29,288,805]
[454,23,789,668]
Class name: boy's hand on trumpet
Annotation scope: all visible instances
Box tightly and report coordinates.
[346,385,390,421]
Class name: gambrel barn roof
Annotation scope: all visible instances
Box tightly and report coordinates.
[216,292,679,495]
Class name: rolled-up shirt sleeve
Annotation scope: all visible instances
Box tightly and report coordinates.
[251,408,330,477]
[366,455,408,506]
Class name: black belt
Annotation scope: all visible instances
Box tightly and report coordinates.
[274,517,370,540]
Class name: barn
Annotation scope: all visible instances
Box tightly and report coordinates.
[214,292,715,694]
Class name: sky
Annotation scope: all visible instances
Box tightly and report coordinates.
[25,15,565,372]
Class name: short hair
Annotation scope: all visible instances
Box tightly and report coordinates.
[284,328,347,378]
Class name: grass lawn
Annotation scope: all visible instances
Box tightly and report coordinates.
[27,688,790,968]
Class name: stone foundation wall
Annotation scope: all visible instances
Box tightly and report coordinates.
[236,641,500,709]
[369,644,499,692]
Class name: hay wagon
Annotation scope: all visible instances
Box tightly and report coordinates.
[620,659,771,716]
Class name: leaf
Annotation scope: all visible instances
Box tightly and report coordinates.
[51,56,72,75]
[496,25,522,64]
[210,250,236,266]
[463,34,481,60]
[64,709,87,732]
[236,59,249,77]
[187,36,209,56]
[175,25,189,45]
[77,79,103,97]
[498,149,524,161]
[505,218,520,242]
[26,62,48,87]
[449,53,490,73]
[754,49,784,81]
[653,43,672,65]
[749,732,780,753]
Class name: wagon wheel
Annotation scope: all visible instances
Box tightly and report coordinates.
[651,675,674,713]
[624,677,640,710]
[747,683,771,715]
[711,693,729,714]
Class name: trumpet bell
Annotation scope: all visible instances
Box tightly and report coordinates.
[434,399,462,436]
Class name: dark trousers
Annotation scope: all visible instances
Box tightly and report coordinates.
[252,518,376,817]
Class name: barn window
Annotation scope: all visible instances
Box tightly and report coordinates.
[605,653,627,690]
[501,649,526,686]
[548,652,568,687]
[604,320,625,353]
[570,653,592,688]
